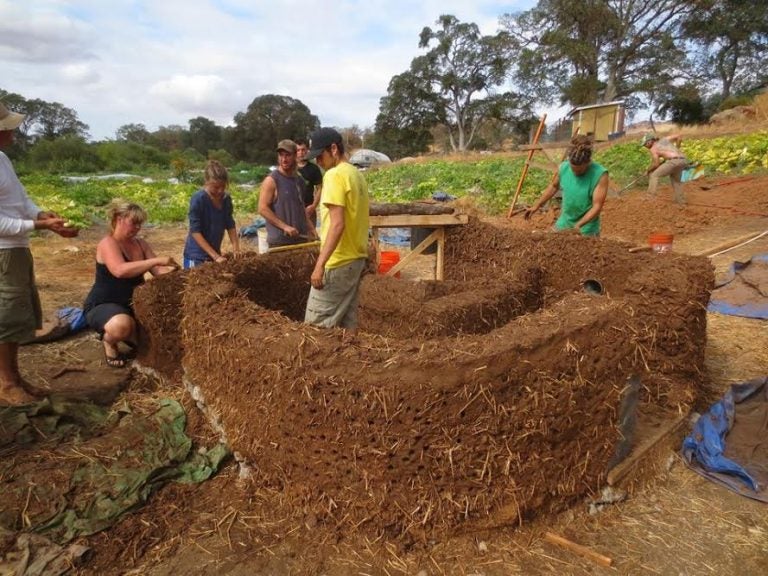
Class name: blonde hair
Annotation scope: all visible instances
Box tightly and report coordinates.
[204,159,229,184]
[567,134,593,165]
[107,199,147,232]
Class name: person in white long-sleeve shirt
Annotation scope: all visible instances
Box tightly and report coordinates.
[0,101,76,406]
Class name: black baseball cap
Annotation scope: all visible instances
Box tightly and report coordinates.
[306,127,343,160]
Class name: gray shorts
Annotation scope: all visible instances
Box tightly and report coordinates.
[0,248,42,343]
[304,258,366,329]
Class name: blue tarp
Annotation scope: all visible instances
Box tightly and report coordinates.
[682,377,768,502]
[708,254,768,319]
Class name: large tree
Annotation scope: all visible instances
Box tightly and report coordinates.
[0,90,89,146]
[230,95,319,164]
[683,0,768,101]
[116,123,152,144]
[502,0,696,108]
[371,69,441,158]
[187,116,223,157]
[376,15,529,153]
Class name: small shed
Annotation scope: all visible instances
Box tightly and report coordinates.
[568,101,625,141]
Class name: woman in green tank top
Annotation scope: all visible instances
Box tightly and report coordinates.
[524,135,609,236]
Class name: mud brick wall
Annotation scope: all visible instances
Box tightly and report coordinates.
[133,220,713,542]
[445,219,714,411]
[180,267,630,541]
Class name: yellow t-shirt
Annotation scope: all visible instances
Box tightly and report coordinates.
[319,161,370,269]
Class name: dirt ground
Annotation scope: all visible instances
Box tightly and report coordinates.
[6,174,768,574]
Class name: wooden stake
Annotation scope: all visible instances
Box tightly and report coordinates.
[507,114,547,218]
[543,532,613,567]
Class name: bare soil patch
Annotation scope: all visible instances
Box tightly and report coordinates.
[2,175,767,575]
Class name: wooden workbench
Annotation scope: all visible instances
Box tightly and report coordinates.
[369,211,469,280]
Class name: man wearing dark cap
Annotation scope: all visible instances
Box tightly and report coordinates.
[258,139,317,248]
[303,128,370,335]
[0,102,76,406]
[295,138,323,221]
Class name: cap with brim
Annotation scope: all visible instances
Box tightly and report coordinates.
[640,133,657,146]
[0,102,25,131]
[277,139,297,154]
[306,127,342,160]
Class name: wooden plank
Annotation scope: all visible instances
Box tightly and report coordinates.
[386,229,441,278]
[436,227,445,281]
[369,214,469,227]
[607,414,688,486]
[543,532,613,568]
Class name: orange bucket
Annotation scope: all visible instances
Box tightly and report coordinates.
[378,251,401,278]
[649,232,674,254]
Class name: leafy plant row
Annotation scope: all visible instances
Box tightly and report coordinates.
[22,133,768,226]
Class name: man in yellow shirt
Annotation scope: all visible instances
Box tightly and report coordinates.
[304,128,370,334]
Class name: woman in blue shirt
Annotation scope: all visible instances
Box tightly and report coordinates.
[524,136,609,236]
[183,160,240,268]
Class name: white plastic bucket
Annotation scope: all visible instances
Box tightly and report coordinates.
[257,229,268,254]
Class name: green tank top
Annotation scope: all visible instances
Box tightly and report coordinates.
[555,161,607,236]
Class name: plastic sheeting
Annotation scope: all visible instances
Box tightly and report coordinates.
[708,255,768,319]
[1,398,230,542]
[682,377,768,502]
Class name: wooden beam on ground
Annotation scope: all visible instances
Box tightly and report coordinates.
[607,413,688,486]
[543,532,613,567]
[695,230,768,258]
[369,213,469,227]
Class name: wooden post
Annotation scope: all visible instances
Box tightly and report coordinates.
[507,114,547,217]
[372,228,380,270]
[435,227,445,281]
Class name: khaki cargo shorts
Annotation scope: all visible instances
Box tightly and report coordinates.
[0,248,42,343]
[304,258,366,329]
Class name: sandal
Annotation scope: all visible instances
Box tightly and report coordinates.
[103,342,128,369]
[105,352,127,368]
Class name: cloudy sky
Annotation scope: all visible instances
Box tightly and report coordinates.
[1,0,537,141]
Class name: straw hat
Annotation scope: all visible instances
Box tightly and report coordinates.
[0,102,25,131]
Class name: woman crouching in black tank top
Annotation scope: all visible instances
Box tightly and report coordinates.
[83,200,179,368]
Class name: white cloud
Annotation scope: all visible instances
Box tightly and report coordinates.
[0,1,93,63]
[1,0,536,140]
[60,63,100,84]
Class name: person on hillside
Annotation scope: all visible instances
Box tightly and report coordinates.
[641,132,689,204]
[259,139,317,248]
[0,101,79,405]
[524,135,609,237]
[84,200,179,368]
[303,128,370,336]
[182,160,239,268]
[296,137,323,222]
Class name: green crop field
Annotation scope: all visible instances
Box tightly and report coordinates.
[21,132,768,229]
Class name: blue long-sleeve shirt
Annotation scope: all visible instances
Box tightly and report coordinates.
[182,189,235,262]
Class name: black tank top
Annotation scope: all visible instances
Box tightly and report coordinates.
[83,244,146,312]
